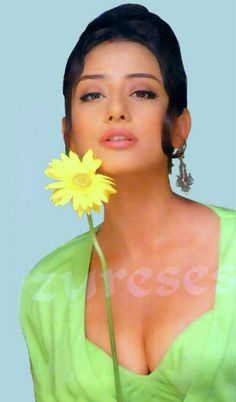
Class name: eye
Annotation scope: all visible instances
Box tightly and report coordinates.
[79,92,104,102]
[78,89,159,102]
[131,90,158,99]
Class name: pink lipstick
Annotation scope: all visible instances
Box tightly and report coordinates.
[100,128,138,149]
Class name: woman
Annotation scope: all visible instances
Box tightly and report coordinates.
[20,4,236,401]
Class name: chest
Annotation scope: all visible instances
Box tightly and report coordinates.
[84,238,219,375]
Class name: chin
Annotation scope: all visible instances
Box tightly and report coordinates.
[97,160,153,177]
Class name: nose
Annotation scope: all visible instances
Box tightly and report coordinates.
[105,94,131,123]
[109,114,125,121]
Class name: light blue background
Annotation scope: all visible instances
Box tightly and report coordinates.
[2,1,235,400]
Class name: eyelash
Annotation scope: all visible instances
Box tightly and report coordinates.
[79,90,159,102]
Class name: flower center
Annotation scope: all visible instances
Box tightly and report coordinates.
[73,173,92,188]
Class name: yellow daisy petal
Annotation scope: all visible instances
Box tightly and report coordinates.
[76,207,84,218]
[44,181,67,190]
[69,150,79,160]
[60,152,74,165]
[45,149,117,216]
[50,188,72,205]
[92,204,102,213]
[82,149,93,164]
[82,149,102,171]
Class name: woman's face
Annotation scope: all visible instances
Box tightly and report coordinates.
[63,40,170,176]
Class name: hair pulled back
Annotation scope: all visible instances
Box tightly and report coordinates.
[63,3,188,173]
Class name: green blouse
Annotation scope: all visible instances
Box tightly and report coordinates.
[19,203,236,401]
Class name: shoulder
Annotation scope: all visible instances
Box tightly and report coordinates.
[23,229,90,282]
[187,201,236,265]
[207,203,236,251]
[212,205,236,287]
[210,204,236,238]
[209,203,236,218]
[20,225,100,303]
[200,202,236,235]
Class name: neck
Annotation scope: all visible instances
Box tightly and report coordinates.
[97,168,185,260]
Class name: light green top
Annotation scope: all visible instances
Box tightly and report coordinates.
[19,203,236,401]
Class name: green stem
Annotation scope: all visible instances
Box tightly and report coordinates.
[87,213,124,402]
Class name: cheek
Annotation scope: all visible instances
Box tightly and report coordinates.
[137,100,167,121]
[69,118,103,159]
[69,98,167,148]
[70,113,95,146]
[139,109,165,137]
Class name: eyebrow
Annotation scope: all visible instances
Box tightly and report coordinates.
[77,73,162,84]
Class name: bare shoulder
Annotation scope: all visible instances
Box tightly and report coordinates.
[178,196,235,234]
[171,196,221,243]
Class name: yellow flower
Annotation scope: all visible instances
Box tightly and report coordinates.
[44,149,117,217]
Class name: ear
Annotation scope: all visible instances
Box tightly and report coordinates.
[61,116,71,152]
[61,116,66,139]
[171,108,192,148]
[61,116,77,153]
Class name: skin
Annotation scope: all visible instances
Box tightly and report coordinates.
[62,40,194,259]
[61,41,220,374]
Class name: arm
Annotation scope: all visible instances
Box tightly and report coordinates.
[19,278,56,402]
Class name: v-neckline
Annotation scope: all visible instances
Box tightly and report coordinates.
[82,202,225,378]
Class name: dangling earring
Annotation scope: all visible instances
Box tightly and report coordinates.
[175,143,194,193]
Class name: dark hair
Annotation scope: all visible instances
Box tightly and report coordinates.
[63,3,188,173]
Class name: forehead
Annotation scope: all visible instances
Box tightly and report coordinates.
[82,40,162,76]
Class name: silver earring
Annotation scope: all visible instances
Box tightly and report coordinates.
[175,144,194,193]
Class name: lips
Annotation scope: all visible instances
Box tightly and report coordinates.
[100,128,138,143]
